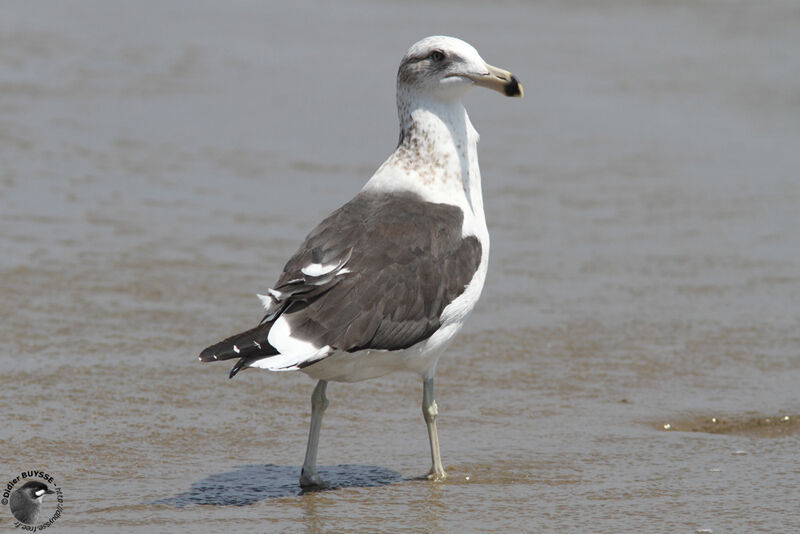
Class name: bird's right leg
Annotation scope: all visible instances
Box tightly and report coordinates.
[299,379,329,488]
[423,377,447,481]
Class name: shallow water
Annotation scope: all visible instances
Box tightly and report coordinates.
[2,0,799,532]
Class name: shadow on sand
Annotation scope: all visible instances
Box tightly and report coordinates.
[157,464,404,506]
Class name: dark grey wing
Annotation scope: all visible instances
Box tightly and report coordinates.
[268,191,482,355]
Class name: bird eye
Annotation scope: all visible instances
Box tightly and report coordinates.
[429,50,445,62]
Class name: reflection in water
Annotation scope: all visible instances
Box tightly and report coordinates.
[300,488,324,534]
[418,481,445,534]
[158,464,403,506]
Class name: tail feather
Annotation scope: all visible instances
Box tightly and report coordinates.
[199,323,279,378]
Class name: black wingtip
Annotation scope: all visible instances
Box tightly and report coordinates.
[198,324,277,362]
[229,358,246,379]
[198,346,219,362]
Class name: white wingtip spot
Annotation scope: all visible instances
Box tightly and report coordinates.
[253,340,261,349]
[233,344,240,354]
[301,261,340,277]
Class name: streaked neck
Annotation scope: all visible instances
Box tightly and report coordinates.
[366,94,483,218]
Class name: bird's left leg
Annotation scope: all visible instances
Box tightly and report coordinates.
[422,377,447,480]
[300,379,329,488]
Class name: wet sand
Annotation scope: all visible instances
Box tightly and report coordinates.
[2,1,799,532]
[658,414,798,438]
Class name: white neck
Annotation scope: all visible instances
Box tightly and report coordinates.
[363,93,486,238]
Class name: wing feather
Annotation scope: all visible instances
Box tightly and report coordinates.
[201,190,482,376]
[268,192,482,357]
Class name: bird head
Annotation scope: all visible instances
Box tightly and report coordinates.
[397,36,523,101]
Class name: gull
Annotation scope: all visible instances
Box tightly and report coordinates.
[199,35,522,487]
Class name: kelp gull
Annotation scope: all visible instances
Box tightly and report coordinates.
[199,35,523,487]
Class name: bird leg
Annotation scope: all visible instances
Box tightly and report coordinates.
[300,379,329,488]
[423,377,447,480]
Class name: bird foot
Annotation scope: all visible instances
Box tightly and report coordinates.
[299,468,326,489]
[426,467,448,481]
